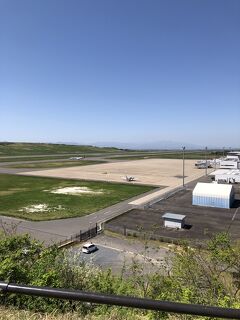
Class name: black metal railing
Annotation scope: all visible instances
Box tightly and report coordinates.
[0,282,240,319]
[57,224,99,248]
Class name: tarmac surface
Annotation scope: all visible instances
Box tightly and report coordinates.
[69,233,172,274]
[0,156,115,168]
[106,176,240,243]
[19,158,205,187]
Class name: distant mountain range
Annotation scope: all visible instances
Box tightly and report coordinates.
[5,141,238,151]
[92,141,204,150]
[55,141,239,151]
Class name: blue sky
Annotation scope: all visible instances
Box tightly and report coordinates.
[1,0,240,147]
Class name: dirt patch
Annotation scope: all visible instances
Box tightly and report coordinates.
[47,186,104,195]
[0,191,16,196]
[19,204,65,214]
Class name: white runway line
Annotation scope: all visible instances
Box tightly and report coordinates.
[232,207,239,221]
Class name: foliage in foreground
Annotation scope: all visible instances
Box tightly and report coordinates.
[1,233,240,319]
[0,305,149,320]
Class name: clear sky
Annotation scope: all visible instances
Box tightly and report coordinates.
[1,0,240,147]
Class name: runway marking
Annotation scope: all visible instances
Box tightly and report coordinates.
[232,208,239,221]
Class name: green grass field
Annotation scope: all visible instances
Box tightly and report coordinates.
[0,155,72,162]
[0,174,154,221]
[5,160,105,169]
[0,142,122,156]
[108,151,224,161]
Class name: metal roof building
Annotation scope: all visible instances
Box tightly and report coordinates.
[210,169,240,184]
[192,182,234,209]
[220,157,240,169]
[162,213,186,229]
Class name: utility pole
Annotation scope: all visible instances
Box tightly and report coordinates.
[182,146,185,187]
[205,146,208,176]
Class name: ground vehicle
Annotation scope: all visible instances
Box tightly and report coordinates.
[195,160,213,169]
[82,243,98,254]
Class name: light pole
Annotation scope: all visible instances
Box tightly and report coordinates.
[182,146,185,187]
[215,151,217,170]
[205,146,208,176]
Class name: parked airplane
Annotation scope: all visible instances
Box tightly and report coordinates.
[125,176,136,182]
[69,156,84,160]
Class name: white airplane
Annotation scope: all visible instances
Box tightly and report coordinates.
[124,176,136,182]
[69,156,84,160]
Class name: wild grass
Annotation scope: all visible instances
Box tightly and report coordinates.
[6,160,105,169]
[0,306,149,320]
[0,143,122,156]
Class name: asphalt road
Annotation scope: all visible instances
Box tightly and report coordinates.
[0,156,119,167]
[72,244,128,274]
[0,152,122,160]
[0,155,124,174]
[0,158,75,166]
[69,234,171,274]
[0,167,35,174]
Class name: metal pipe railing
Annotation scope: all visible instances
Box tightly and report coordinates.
[0,282,240,318]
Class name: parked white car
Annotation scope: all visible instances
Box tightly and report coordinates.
[82,243,98,254]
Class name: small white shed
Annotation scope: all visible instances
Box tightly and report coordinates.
[162,213,186,229]
[192,182,234,209]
